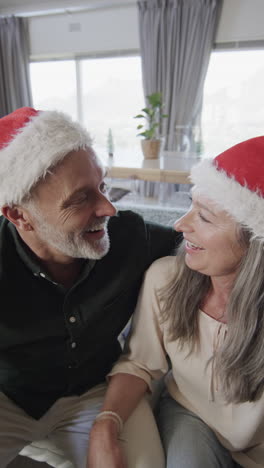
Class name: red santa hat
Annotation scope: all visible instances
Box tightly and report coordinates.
[0,107,92,206]
[190,136,264,239]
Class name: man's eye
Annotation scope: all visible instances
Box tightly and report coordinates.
[75,195,88,204]
[100,182,109,193]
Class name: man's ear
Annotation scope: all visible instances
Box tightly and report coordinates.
[1,205,34,231]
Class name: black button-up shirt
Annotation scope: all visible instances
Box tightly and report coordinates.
[0,211,181,419]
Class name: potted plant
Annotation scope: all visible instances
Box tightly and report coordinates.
[134,92,167,159]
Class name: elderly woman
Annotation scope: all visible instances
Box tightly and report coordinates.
[88,137,264,468]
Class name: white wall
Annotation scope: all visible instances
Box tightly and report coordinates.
[29,5,139,60]
[216,0,264,43]
[2,0,264,59]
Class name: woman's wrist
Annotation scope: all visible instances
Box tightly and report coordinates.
[92,417,119,435]
[94,410,124,434]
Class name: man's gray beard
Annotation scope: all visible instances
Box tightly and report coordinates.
[29,205,110,260]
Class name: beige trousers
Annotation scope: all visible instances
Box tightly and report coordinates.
[0,384,165,468]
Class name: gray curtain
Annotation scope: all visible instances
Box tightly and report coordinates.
[0,16,32,118]
[137,0,222,151]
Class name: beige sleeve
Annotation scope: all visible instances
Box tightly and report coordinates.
[109,258,172,391]
[232,449,264,468]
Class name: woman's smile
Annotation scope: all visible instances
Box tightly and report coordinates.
[185,239,205,252]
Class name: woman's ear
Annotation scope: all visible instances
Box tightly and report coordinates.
[1,205,33,231]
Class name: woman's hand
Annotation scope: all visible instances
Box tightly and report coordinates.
[87,418,127,468]
[87,373,148,467]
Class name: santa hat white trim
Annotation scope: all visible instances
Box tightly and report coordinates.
[191,158,264,239]
[0,110,92,206]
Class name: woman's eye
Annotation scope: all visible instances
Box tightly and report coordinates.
[198,212,210,223]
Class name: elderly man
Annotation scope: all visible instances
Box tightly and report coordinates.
[0,108,181,468]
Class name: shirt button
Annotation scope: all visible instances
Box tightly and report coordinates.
[71,342,77,349]
[69,316,76,323]
[68,361,78,368]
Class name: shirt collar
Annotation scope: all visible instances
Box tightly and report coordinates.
[8,222,95,284]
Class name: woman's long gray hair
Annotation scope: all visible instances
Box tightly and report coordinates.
[160,229,264,404]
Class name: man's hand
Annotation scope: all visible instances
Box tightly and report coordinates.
[87,418,127,468]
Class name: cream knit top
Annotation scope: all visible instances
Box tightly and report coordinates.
[110,257,264,468]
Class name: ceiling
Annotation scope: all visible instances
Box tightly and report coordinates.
[0,0,134,16]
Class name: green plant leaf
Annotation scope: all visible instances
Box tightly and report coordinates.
[147,92,162,108]
[142,108,151,115]
[134,92,167,139]
[137,131,148,138]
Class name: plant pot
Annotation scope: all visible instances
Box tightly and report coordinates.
[141,139,161,159]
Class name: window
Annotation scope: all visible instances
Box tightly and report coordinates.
[30,60,77,119]
[80,56,144,158]
[30,56,144,158]
[202,49,264,156]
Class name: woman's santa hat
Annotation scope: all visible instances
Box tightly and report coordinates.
[191,136,264,239]
[0,107,92,206]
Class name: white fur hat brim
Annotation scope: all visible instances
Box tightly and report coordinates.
[0,110,92,206]
[191,158,264,239]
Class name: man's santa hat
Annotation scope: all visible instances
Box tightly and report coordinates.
[0,107,92,206]
[190,136,264,239]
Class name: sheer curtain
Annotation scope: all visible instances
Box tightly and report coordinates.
[0,16,32,118]
[137,0,222,150]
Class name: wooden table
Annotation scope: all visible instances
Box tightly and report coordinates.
[102,151,201,184]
